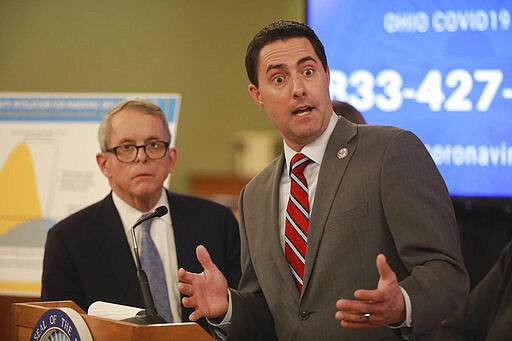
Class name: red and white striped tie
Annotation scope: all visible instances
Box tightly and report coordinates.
[285,153,311,293]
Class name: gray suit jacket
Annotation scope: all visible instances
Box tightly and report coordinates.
[228,118,469,341]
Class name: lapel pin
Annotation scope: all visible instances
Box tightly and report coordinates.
[337,147,349,159]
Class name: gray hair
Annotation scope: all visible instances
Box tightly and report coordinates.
[97,97,171,152]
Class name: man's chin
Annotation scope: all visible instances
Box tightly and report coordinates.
[130,185,161,199]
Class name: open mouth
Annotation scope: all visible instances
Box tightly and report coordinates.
[293,106,314,117]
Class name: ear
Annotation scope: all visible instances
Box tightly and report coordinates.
[96,152,111,178]
[167,147,178,173]
[248,83,264,107]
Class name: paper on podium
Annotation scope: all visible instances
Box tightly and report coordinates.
[88,301,144,320]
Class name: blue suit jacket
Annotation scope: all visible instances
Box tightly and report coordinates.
[41,190,241,331]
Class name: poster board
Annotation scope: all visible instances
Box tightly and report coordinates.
[0,92,181,295]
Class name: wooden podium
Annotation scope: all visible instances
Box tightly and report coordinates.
[12,300,214,341]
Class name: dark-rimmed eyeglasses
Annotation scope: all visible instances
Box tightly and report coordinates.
[105,140,170,163]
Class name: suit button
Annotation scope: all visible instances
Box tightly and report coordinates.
[299,311,310,320]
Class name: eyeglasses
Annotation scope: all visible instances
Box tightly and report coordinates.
[105,140,170,163]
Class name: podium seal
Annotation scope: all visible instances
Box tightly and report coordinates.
[30,308,93,341]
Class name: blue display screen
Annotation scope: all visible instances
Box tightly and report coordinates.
[307,0,512,198]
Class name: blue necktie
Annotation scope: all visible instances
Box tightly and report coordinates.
[139,219,173,322]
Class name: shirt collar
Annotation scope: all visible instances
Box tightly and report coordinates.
[284,112,339,173]
[112,189,169,235]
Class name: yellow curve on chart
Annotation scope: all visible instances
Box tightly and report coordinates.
[0,142,42,235]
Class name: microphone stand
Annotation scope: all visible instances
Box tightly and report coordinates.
[123,206,168,324]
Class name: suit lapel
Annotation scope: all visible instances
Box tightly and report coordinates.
[271,155,303,298]
[167,191,186,267]
[302,119,358,292]
[249,155,302,300]
[95,195,141,304]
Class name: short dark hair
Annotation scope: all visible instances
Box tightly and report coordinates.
[245,20,328,87]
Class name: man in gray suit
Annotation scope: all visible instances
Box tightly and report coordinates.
[178,21,469,340]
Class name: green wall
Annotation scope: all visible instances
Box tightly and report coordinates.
[0,0,305,193]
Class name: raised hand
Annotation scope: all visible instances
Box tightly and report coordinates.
[335,254,406,328]
[178,245,229,321]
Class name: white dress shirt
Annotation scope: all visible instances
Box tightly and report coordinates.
[112,189,182,322]
[279,113,337,249]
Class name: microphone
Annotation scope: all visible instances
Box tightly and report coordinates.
[133,205,168,229]
[123,205,169,324]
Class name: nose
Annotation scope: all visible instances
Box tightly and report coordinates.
[135,145,148,162]
[292,77,306,98]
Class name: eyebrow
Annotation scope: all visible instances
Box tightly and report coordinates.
[116,136,162,145]
[265,56,317,74]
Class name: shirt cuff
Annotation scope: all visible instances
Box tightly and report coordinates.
[388,286,412,329]
[207,289,233,339]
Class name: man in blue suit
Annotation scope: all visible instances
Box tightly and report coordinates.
[41,97,241,332]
